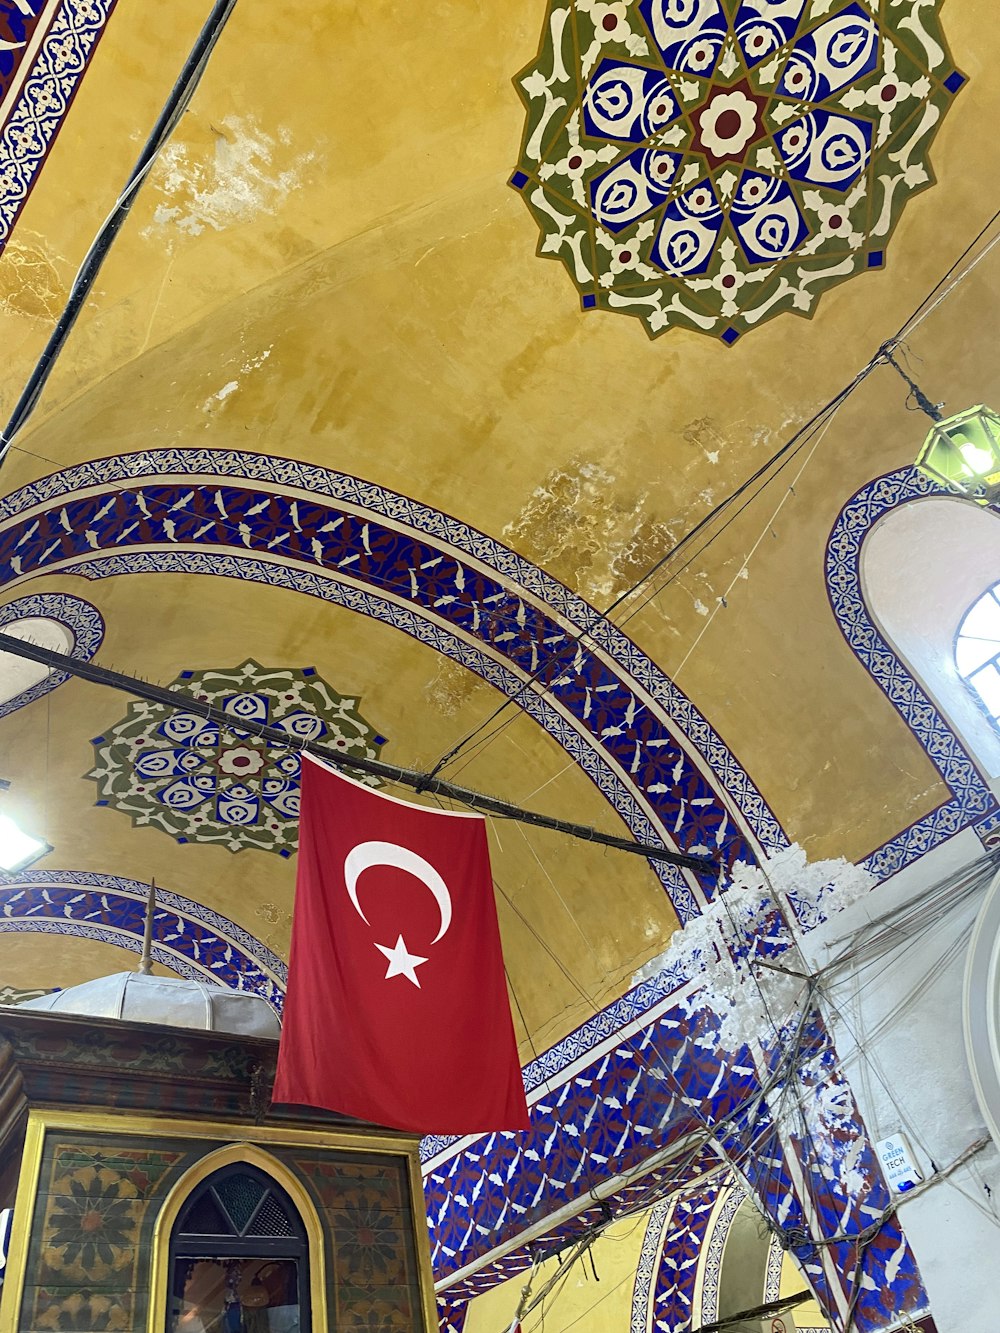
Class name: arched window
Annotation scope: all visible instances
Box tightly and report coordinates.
[168,1163,310,1333]
[956,582,1000,729]
[860,493,1000,778]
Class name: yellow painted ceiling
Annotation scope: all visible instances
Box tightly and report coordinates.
[0,0,998,1055]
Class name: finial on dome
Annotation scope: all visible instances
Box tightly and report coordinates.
[137,880,155,976]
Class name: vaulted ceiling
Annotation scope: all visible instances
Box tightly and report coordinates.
[0,0,995,1133]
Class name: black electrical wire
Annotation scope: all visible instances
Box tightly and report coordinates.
[423,372,873,785]
[438,401,850,785]
[0,0,240,471]
[425,204,1000,784]
[0,627,715,873]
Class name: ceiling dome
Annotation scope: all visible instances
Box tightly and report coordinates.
[14,972,280,1039]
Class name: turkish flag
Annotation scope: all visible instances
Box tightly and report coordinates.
[272,754,529,1133]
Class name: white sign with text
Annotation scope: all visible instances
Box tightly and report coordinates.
[876,1133,923,1193]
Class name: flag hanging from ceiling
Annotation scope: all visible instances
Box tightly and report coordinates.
[272,754,529,1133]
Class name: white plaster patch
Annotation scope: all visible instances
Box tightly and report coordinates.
[632,844,877,1050]
[142,117,312,240]
[201,380,240,413]
[201,351,272,414]
[241,347,272,374]
[0,617,73,702]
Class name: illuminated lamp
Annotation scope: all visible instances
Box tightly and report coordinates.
[915,404,1000,507]
[0,811,50,872]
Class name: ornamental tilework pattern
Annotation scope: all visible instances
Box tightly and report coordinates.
[0,0,120,251]
[0,870,287,1007]
[0,450,784,919]
[21,1137,429,1333]
[436,1296,468,1333]
[0,591,105,719]
[512,0,964,341]
[697,1181,742,1325]
[424,992,931,1332]
[648,1183,717,1331]
[278,1152,426,1333]
[825,466,1000,878]
[630,1197,672,1332]
[86,660,386,856]
[22,1138,187,1333]
[0,454,954,1325]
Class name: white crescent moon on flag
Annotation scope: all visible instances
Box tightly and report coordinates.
[343,840,453,944]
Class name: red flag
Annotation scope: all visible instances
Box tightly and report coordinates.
[272,754,529,1133]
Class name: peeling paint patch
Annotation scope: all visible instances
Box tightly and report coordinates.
[241,346,272,374]
[142,116,312,240]
[201,345,273,413]
[0,232,67,320]
[202,379,240,413]
[683,415,729,464]
[425,658,490,719]
[503,459,678,607]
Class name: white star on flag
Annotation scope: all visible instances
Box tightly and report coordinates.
[374,934,428,987]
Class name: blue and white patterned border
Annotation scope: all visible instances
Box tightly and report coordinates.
[698,1181,742,1325]
[0,869,286,1007]
[69,548,700,916]
[825,466,999,879]
[764,1229,784,1305]
[631,1199,673,1333]
[0,0,120,247]
[0,591,104,718]
[0,448,785,862]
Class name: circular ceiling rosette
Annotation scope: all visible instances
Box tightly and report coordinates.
[510,0,966,343]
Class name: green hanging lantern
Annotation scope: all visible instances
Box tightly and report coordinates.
[915,405,1000,506]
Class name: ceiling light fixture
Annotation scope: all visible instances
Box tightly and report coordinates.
[0,812,50,873]
[888,348,1000,506]
[915,404,1000,506]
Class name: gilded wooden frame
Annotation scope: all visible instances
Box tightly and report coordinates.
[0,1109,437,1333]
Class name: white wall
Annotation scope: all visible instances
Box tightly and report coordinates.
[797,831,1000,1333]
[863,496,1000,777]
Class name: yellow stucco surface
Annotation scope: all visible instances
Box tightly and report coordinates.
[0,0,996,1054]
[463,1207,653,1333]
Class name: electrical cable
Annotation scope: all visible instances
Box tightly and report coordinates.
[614,396,844,634]
[485,837,1000,1328]
[0,627,714,873]
[424,378,869,784]
[36,480,718,876]
[0,0,240,470]
[428,356,871,784]
[424,204,1000,786]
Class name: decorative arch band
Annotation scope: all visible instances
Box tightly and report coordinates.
[0,870,286,1009]
[0,449,785,920]
[0,591,105,718]
[825,465,1000,877]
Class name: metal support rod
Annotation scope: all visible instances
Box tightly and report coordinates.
[0,630,718,875]
[693,1289,812,1333]
[137,879,156,975]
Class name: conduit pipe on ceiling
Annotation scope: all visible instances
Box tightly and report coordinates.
[0,629,718,875]
[0,0,240,472]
